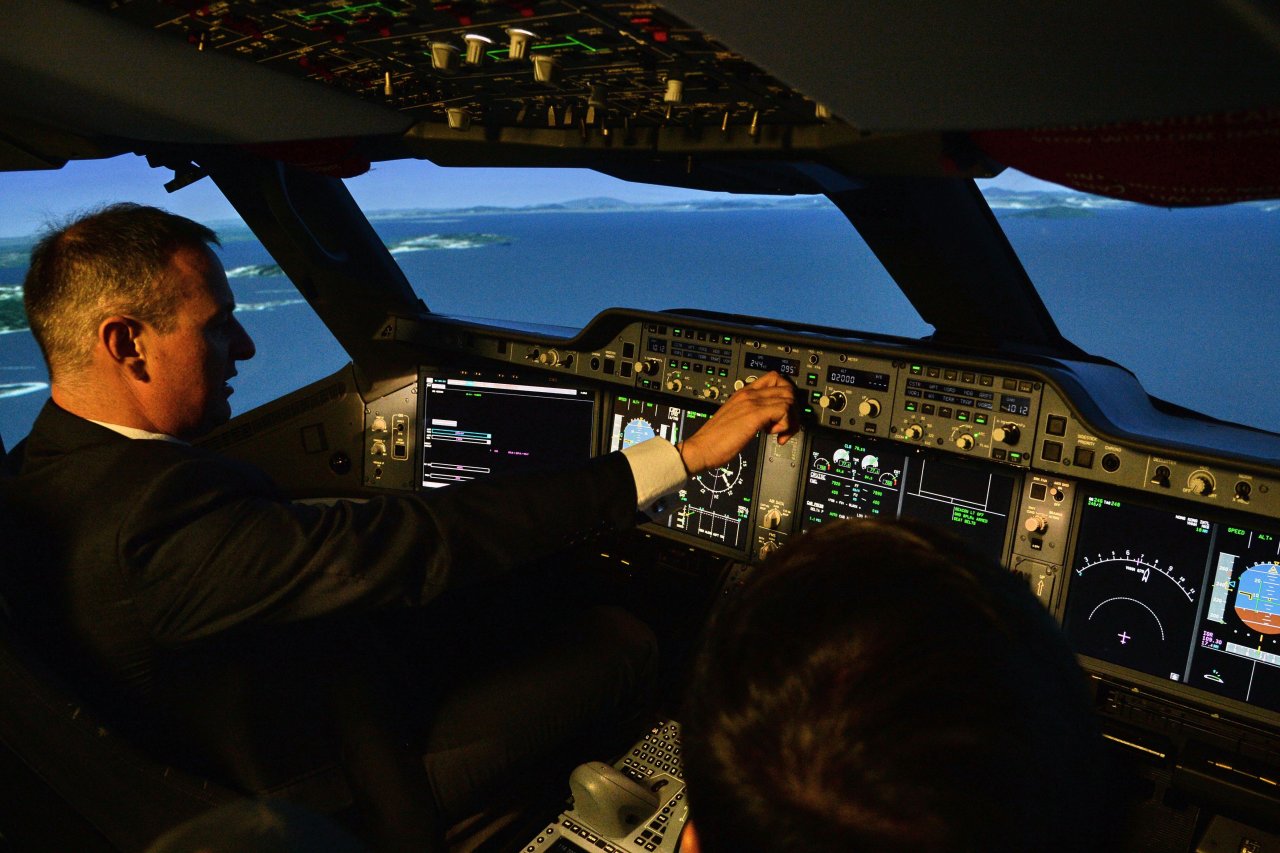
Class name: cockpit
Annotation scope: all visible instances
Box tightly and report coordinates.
[2,1,1280,850]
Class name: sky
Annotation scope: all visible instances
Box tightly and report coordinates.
[0,153,1064,238]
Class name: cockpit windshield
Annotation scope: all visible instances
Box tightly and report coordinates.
[0,158,1276,441]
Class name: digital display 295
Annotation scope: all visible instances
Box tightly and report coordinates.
[827,366,890,392]
[744,352,799,376]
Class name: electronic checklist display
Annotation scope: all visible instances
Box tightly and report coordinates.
[419,371,595,488]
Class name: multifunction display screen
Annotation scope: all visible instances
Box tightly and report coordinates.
[1062,494,1280,717]
[609,394,760,554]
[801,433,1014,562]
[419,373,594,488]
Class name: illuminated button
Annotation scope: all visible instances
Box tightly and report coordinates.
[1073,447,1095,468]
[974,414,987,425]
[910,364,923,375]
[992,448,1007,460]
[962,372,975,383]
[1019,380,1034,392]
[927,367,940,378]
[938,407,953,419]
[979,375,994,387]
[806,373,819,387]
[1003,378,1018,390]
[956,411,969,422]
[921,404,935,415]
[1029,482,1048,501]
[905,401,917,412]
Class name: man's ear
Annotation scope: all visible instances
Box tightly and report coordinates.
[100,316,147,377]
[679,820,701,853]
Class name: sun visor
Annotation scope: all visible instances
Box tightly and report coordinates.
[0,0,411,147]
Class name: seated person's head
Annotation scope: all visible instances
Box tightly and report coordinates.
[681,519,1114,853]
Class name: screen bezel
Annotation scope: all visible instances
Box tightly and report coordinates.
[416,365,599,491]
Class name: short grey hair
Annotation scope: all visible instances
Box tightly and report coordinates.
[23,202,220,380]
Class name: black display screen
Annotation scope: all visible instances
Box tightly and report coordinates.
[801,433,906,529]
[898,455,1015,562]
[1000,394,1032,417]
[744,352,799,377]
[827,365,891,392]
[419,373,594,488]
[801,435,1014,562]
[608,394,759,553]
[1062,494,1280,718]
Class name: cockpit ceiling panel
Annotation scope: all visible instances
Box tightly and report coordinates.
[87,0,835,139]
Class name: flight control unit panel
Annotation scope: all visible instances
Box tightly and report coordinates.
[360,308,1280,769]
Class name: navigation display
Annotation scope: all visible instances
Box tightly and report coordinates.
[801,436,1014,562]
[419,372,594,488]
[608,394,760,553]
[1062,494,1280,718]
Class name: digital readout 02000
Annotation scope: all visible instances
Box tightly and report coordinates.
[827,365,891,392]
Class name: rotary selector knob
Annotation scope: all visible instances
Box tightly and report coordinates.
[1024,515,1049,534]
[992,424,1021,445]
[537,349,561,366]
[955,434,975,451]
[1188,471,1215,496]
[635,359,660,376]
[903,424,924,441]
[819,391,847,412]
[758,541,779,559]
[701,386,720,401]
[858,399,881,418]
[666,377,684,393]
[763,509,783,530]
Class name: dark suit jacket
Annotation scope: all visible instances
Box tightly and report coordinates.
[0,400,637,796]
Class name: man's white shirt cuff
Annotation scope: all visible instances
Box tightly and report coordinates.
[621,437,688,511]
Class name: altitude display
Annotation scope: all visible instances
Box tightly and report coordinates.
[898,456,1015,562]
[419,374,594,488]
[608,394,759,553]
[801,433,906,529]
[1062,495,1213,684]
[1187,525,1280,712]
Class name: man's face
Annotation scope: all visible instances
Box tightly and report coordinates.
[144,244,256,439]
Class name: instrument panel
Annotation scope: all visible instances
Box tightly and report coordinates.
[362,308,1280,741]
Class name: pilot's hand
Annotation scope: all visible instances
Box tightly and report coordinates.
[678,371,798,475]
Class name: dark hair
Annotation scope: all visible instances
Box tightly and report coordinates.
[682,519,1115,853]
[22,203,219,380]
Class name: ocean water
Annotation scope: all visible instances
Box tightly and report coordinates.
[0,204,1276,445]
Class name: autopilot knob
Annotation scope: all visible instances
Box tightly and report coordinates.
[1024,515,1049,534]
[955,434,975,450]
[700,386,720,401]
[857,398,881,418]
[818,391,847,412]
[758,540,778,559]
[992,424,1021,445]
[903,424,924,441]
[665,377,684,393]
[763,508,783,530]
[634,359,660,376]
[537,349,561,366]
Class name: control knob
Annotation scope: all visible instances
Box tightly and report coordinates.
[665,377,684,393]
[857,399,881,418]
[1188,471,1215,496]
[763,508,783,530]
[818,391,847,412]
[955,434,975,450]
[1024,515,1049,534]
[992,424,1021,445]
[634,359,660,376]
[903,424,924,441]
[699,386,720,401]
[537,349,561,366]
[758,540,779,559]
